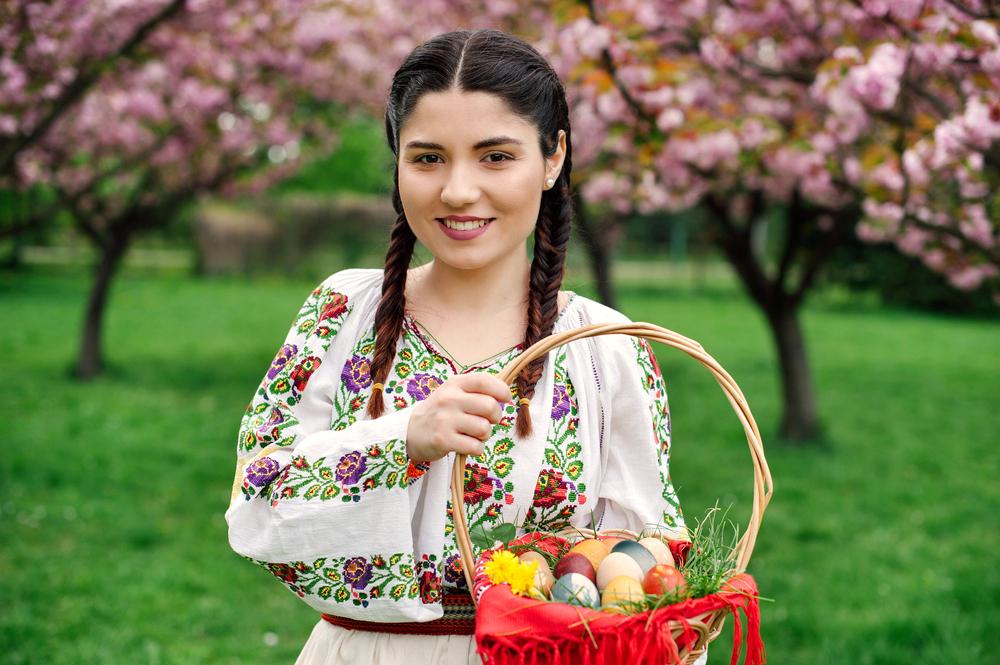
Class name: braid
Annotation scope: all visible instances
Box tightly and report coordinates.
[366,183,416,420]
[514,178,573,438]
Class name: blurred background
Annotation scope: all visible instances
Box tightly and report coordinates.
[1,1,998,663]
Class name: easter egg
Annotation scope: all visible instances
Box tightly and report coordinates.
[519,552,554,594]
[551,573,599,607]
[642,564,687,596]
[553,552,597,585]
[601,575,646,613]
[611,540,657,575]
[596,552,644,590]
[568,539,610,571]
[637,537,675,567]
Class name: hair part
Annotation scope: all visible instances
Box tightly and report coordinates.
[368,29,574,440]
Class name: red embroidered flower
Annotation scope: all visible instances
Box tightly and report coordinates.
[532,469,569,508]
[290,356,322,393]
[319,292,349,322]
[463,464,495,505]
[268,563,298,583]
[407,461,427,481]
[419,570,442,604]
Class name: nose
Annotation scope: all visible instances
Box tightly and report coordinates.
[440,162,481,208]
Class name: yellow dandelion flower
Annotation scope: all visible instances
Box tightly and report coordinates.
[484,550,538,597]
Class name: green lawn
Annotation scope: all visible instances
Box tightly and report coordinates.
[1,268,997,664]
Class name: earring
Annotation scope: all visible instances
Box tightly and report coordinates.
[545,177,555,189]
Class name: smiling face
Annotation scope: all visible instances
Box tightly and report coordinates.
[397,87,565,274]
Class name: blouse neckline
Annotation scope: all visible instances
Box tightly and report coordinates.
[402,292,579,374]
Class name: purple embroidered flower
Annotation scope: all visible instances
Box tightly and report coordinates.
[246,456,280,487]
[343,557,373,590]
[267,344,298,380]
[256,407,285,438]
[406,373,441,401]
[444,553,465,586]
[341,355,373,393]
[335,450,367,484]
[551,384,571,420]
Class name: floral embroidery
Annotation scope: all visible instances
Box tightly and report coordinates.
[632,337,682,527]
[235,282,353,500]
[522,346,587,533]
[249,551,442,608]
[268,438,417,505]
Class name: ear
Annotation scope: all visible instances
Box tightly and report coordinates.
[544,129,567,184]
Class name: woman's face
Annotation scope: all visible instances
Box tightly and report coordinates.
[397,88,566,274]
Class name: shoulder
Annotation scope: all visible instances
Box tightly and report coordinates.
[558,294,643,378]
[315,267,384,300]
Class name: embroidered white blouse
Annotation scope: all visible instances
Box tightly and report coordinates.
[225,268,686,623]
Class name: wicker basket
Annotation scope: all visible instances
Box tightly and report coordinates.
[449,321,774,665]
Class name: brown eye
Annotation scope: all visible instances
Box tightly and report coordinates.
[484,152,513,163]
[415,154,442,164]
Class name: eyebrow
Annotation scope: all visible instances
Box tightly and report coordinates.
[403,136,524,151]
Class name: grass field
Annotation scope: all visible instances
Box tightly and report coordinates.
[1,266,998,664]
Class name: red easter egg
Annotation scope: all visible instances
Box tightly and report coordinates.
[553,552,597,585]
[642,564,687,596]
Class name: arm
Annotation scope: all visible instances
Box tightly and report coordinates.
[225,272,445,622]
[596,334,687,537]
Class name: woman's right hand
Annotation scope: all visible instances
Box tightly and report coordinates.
[405,372,514,463]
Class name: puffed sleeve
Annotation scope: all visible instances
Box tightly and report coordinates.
[224,269,447,623]
[595,333,687,537]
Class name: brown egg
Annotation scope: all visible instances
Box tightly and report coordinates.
[553,552,597,586]
[568,539,610,572]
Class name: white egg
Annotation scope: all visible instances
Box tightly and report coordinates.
[596,552,644,590]
[638,537,675,567]
[551,572,599,607]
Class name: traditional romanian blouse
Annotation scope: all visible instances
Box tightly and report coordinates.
[225,267,686,623]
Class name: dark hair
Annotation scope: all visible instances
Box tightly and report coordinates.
[367,28,574,439]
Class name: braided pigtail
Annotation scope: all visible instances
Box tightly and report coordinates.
[365,182,416,420]
[514,175,574,438]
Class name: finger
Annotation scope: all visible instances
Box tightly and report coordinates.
[456,413,494,442]
[452,433,485,457]
[457,372,514,404]
[455,392,503,423]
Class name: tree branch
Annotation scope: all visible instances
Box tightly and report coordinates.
[0,0,186,178]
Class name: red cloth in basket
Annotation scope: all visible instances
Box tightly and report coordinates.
[472,534,764,665]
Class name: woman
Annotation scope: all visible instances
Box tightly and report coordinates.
[226,28,702,665]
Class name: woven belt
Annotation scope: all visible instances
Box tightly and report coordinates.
[321,592,476,636]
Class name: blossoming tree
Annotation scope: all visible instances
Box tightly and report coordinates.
[539,0,999,440]
[1,0,532,378]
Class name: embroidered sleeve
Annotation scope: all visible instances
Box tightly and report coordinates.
[597,335,687,536]
[224,272,443,623]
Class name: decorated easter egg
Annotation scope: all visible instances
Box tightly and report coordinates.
[519,552,555,594]
[601,575,646,613]
[637,537,675,567]
[553,552,597,585]
[596,552,644,590]
[611,540,657,575]
[551,573,599,607]
[568,539,610,572]
[642,564,687,596]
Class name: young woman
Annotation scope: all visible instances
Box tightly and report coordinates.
[226,28,702,665]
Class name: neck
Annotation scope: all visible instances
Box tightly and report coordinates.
[412,251,532,318]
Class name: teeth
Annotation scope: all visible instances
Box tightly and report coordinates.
[443,218,490,230]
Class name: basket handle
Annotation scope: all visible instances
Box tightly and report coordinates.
[450,321,773,601]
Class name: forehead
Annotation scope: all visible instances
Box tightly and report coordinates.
[400,89,538,148]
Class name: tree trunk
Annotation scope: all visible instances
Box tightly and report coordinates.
[764,301,821,442]
[75,228,130,379]
[571,190,617,307]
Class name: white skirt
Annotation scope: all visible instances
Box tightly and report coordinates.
[295,618,709,665]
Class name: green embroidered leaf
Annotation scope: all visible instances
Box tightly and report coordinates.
[389,553,403,566]
[494,456,515,478]
[335,587,350,602]
[566,460,583,480]
[493,437,514,454]
[311,458,324,470]
[313,557,327,569]
[408,582,419,598]
[318,586,332,599]
[390,584,406,599]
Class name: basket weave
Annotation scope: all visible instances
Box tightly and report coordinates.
[449,321,774,664]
